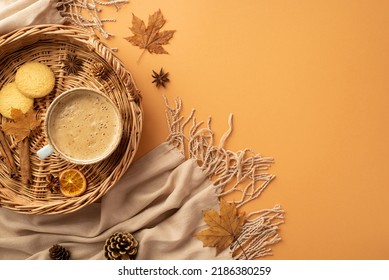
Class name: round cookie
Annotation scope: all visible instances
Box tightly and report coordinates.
[15,62,55,98]
[0,82,34,119]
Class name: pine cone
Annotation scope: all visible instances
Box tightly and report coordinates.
[49,244,70,260]
[91,62,107,79]
[104,232,138,260]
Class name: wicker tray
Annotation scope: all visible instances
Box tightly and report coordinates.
[0,24,143,215]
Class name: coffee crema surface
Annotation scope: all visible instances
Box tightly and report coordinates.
[48,91,121,162]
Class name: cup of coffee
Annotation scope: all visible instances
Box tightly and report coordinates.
[37,88,123,165]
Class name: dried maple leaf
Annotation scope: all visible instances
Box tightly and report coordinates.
[2,108,40,186]
[195,199,246,256]
[2,108,41,143]
[124,9,176,55]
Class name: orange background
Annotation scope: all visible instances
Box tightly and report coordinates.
[100,0,389,259]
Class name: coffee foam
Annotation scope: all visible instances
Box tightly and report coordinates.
[48,91,121,162]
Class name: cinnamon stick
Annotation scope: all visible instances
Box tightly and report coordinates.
[19,137,31,186]
[0,130,18,177]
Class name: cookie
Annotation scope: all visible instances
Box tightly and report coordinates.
[0,82,34,119]
[15,62,55,98]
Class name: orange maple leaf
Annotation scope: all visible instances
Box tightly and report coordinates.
[195,199,246,256]
[2,108,41,143]
[124,9,176,55]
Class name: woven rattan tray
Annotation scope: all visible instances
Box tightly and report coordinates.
[0,24,142,215]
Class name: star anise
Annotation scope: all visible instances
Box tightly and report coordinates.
[152,68,170,88]
[46,174,60,193]
[63,54,83,75]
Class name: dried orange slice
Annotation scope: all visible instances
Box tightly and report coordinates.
[59,169,87,197]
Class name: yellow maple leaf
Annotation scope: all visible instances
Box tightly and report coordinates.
[195,199,246,256]
[2,108,41,143]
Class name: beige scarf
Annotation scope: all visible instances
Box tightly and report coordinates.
[0,0,64,35]
[0,0,128,38]
[0,2,284,260]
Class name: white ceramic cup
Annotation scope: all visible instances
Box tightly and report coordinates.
[37,88,123,165]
